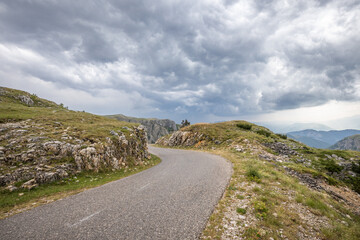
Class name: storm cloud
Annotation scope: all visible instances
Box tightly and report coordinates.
[0,0,359,122]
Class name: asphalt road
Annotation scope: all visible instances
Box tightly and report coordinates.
[0,146,232,240]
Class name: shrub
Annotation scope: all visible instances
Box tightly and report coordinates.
[246,168,261,181]
[236,123,252,130]
[320,158,343,173]
[256,129,271,137]
[276,133,287,139]
[352,162,360,174]
[236,207,247,214]
[180,119,190,128]
[253,200,268,219]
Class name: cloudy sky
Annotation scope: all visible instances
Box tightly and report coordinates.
[0,0,359,129]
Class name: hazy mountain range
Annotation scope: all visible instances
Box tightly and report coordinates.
[259,122,333,133]
[287,129,360,149]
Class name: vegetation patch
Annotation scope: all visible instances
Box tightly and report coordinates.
[255,129,271,137]
[236,207,247,214]
[156,120,360,240]
[236,123,252,130]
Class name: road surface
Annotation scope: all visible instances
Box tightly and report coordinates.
[0,146,232,239]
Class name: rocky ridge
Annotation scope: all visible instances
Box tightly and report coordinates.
[106,114,178,143]
[330,134,360,151]
[0,87,150,191]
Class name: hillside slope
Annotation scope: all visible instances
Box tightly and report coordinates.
[331,134,360,151]
[287,129,360,148]
[157,121,360,239]
[106,114,178,143]
[0,87,150,191]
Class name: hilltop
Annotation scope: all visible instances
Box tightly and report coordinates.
[156,121,360,239]
[331,134,360,151]
[106,114,178,143]
[0,87,157,217]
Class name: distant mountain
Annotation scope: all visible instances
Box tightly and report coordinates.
[287,134,330,149]
[106,114,178,143]
[287,129,360,149]
[260,122,332,133]
[330,134,360,151]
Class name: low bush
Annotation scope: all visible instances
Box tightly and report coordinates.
[236,207,247,214]
[236,123,252,130]
[276,133,287,139]
[320,158,343,173]
[253,200,268,219]
[246,168,261,181]
[256,129,271,137]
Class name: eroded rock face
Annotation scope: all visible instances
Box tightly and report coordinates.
[108,115,178,143]
[156,131,204,147]
[0,121,150,189]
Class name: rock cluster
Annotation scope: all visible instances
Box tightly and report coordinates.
[0,120,150,190]
[156,131,204,146]
[263,142,299,156]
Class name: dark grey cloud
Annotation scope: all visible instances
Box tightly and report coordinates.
[0,0,359,123]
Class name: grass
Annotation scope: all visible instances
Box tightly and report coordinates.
[156,120,360,239]
[206,150,360,239]
[236,207,247,214]
[0,87,139,144]
[246,168,261,182]
[0,154,161,219]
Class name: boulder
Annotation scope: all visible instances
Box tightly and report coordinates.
[17,95,34,106]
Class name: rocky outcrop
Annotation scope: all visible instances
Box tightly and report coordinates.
[107,114,178,143]
[0,120,150,189]
[156,131,205,146]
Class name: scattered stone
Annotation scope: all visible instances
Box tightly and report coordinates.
[5,185,17,192]
[21,179,38,190]
[110,130,119,136]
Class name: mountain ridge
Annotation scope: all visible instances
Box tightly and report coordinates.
[106,114,178,143]
[330,134,360,151]
[287,129,360,149]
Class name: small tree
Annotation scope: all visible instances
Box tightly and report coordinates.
[180,119,190,128]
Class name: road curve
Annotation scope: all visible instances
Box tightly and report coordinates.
[0,146,232,240]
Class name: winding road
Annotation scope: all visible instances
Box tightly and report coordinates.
[0,146,232,240]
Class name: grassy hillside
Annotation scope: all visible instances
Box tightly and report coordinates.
[156,121,360,240]
[0,87,138,141]
[0,87,159,218]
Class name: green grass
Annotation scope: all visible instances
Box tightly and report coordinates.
[0,87,139,143]
[246,168,261,182]
[236,207,247,214]
[156,119,360,239]
[0,154,161,219]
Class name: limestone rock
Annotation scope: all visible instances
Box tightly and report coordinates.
[5,185,17,192]
[17,95,34,106]
[21,179,38,190]
[107,114,178,143]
